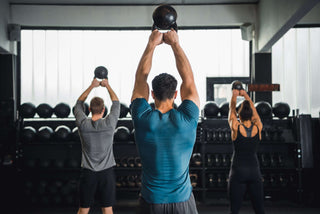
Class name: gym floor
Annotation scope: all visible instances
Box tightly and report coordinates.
[20,201,320,214]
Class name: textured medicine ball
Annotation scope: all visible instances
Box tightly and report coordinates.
[255,101,272,119]
[103,105,108,118]
[120,103,130,118]
[152,5,177,30]
[21,126,36,143]
[114,126,130,141]
[203,101,219,118]
[71,127,80,141]
[54,103,71,118]
[72,103,90,116]
[273,102,290,119]
[36,103,53,118]
[54,125,71,141]
[94,66,108,79]
[20,102,36,118]
[37,126,54,141]
[219,102,229,117]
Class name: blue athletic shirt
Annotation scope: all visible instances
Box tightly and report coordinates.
[130,98,199,204]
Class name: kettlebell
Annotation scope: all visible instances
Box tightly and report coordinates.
[231,80,244,91]
[152,5,178,32]
[94,66,108,79]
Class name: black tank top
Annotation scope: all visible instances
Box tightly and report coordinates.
[231,123,260,168]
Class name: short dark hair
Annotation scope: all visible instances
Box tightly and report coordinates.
[90,97,104,115]
[238,100,253,121]
[152,73,177,101]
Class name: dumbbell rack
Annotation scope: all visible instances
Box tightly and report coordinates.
[18,118,81,208]
[17,116,303,207]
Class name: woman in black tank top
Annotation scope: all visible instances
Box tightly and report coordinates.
[227,89,265,214]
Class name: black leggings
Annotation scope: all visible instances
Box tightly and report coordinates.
[228,167,265,214]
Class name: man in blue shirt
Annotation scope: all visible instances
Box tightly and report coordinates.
[130,29,200,214]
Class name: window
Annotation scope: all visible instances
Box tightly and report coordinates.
[21,29,250,116]
[272,27,320,117]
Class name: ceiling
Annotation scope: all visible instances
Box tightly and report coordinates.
[9,0,259,5]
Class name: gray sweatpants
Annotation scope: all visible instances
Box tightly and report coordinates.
[136,193,198,214]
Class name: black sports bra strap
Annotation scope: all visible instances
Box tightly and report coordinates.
[241,123,253,137]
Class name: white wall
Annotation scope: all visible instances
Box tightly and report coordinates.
[0,0,11,53]
[11,4,256,27]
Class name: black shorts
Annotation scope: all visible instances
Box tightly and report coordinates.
[79,167,116,208]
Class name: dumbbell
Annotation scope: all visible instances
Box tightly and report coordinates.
[21,126,37,143]
[115,158,121,167]
[114,126,131,142]
[213,154,222,167]
[65,159,79,168]
[126,175,136,188]
[191,153,202,167]
[190,173,198,187]
[54,125,71,141]
[52,195,62,205]
[206,129,213,142]
[135,175,142,187]
[206,173,216,188]
[260,153,271,168]
[222,154,230,167]
[53,159,65,168]
[37,180,48,195]
[212,129,218,142]
[278,174,288,188]
[206,154,213,167]
[217,129,225,142]
[277,153,284,167]
[71,127,80,142]
[38,159,51,168]
[270,153,277,168]
[40,196,50,205]
[216,173,225,188]
[269,174,277,187]
[120,157,128,167]
[127,157,135,168]
[135,157,142,168]
[116,176,123,188]
[25,159,37,168]
[224,130,231,142]
[37,126,54,141]
[60,182,72,196]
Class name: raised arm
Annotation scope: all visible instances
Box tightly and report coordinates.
[239,90,263,131]
[131,30,163,102]
[163,30,200,108]
[77,78,100,101]
[228,90,240,132]
[101,79,119,101]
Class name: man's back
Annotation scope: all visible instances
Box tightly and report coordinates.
[131,98,199,204]
[74,100,120,171]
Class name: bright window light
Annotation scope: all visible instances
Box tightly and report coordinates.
[21,29,249,116]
